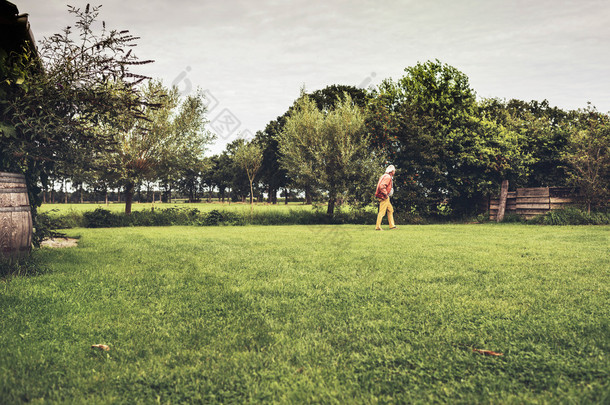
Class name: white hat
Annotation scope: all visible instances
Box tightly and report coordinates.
[385,165,396,173]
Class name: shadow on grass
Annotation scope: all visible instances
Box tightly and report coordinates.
[0,252,50,280]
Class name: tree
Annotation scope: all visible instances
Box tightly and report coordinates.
[211,151,234,202]
[199,156,216,202]
[1,4,152,237]
[224,139,251,202]
[160,88,215,203]
[369,60,526,217]
[254,121,289,204]
[479,98,572,188]
[279,93,380,216]
[234,141,263,210]
[563,107,610,213]
[309,85,369,111]
[101,80,213,213]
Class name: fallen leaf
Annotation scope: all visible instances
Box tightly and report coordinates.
[473,348,503,356]
[91,344,110,351]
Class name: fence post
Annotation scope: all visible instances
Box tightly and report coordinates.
[497,180,509,222]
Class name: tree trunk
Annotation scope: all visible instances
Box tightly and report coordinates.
[125,183,134,215]
[285,188,289,205]
[305,186,312,205]
[327,192,336,216]
[105,191,109,206]
[249,180,254,206]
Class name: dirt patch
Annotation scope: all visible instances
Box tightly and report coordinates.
[41,238,79,248]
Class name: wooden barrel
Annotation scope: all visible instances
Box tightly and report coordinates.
[0,172,32,262]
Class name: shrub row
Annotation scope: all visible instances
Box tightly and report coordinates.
[39,207,382,230]
[37,206,610,231]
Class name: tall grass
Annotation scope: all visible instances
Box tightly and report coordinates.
[1,224,609,403]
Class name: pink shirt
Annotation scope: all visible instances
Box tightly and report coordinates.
[375,173,393,199]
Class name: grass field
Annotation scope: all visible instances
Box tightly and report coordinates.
[38,202,318,215]
[1,224,609,403]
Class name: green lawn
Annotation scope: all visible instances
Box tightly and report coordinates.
[1,225,609,403]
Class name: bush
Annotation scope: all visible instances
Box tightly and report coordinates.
[83,208,123,228]
[501,213,524,223]
[474,211,490,223]
[201,209,225,226]
[528,207,610,225]
[32,212,67,246]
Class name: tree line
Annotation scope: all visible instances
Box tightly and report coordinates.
[2,5,608,238]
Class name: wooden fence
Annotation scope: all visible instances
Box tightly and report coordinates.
[489,187,580,220]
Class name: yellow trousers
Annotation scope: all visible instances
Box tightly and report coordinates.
[376,198,395,230]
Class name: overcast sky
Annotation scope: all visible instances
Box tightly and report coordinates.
[15,0,610,154]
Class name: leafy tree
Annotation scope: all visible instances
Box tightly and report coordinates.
[279,93,379,216]
[563,107,610,212]
[198,156,217,202]
[479,98,572,187]
[224,139,251,202]
[234,141,263,210]
[369,60,526,217]
[211,151,234,202]
[101,80,213,213]
[309,85,369,111]
[254,121,288,204]
[1,4,152,236]
[161,88,214,203]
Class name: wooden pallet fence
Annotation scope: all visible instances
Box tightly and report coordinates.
[515,187,550,219]
[489,187,580,220]
[489,192,516,220]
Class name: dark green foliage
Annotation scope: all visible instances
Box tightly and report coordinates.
[38,210,85,229]
[201,209,225,226]
[83,208,124,228]
[309,84,370,111]
[562,107,610,212]
[32,212,67,246]
[369,60,526,218]
[480,98,572,188]
[500,213,524,223]
[1,5,152,241]
[80,207,245,228]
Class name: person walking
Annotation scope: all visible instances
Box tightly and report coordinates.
[375,165,397,231]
